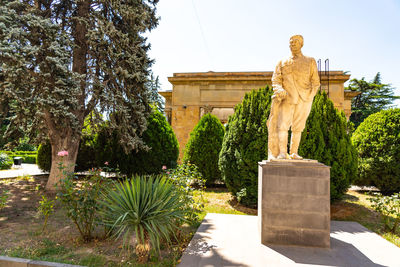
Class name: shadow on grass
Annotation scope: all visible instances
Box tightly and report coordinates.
[203,187,257,215]
[227,198,257,215]
[331,193,400,247]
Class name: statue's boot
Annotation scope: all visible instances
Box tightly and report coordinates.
[289,131,303,160]
[277,131,288,159]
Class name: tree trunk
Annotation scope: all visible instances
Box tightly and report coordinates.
[45,134,80,191]
[45,0,89,191]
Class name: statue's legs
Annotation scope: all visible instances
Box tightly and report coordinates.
[289,131,302,159]
[277,131,288,159]
[276,101,294,159]
[289,100,313,159]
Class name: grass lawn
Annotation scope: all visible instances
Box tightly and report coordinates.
[0,176,399,267]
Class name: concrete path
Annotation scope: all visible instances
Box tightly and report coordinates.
[0,164,46,179]
[179,213,400,267]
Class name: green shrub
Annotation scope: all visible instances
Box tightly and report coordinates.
[219,89,357,206]
[299,91,358,201]
[164,163,205,222]
[14,138,36,151]
[99,175,187,261]
[36,142,52,172]
[37,194,56,232]
[352,109,400,194]
[96,109,179,176]
[75,134,98,172]
[0,151,37,164]
[57,168,110,242]
[21,155,36,164]
[183,114,224,185]
[219,87,272,206]
[369,192,400,234]
[0,153,13,170]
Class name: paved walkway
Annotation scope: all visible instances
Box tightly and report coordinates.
[179,213,400,267]
[0,164,47,179]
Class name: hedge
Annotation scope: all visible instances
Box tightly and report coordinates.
[0,150,37,164]
[352,109,400,194]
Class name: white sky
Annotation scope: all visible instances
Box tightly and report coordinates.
[147,0,400,105]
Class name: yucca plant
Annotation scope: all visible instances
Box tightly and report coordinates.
[99,175,187,262]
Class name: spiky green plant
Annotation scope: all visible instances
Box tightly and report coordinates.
[99,175,187,260]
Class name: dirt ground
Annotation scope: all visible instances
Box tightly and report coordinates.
[0,175,186,266]
[1,175,398,266]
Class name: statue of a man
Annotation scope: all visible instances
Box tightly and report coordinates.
[267,35,320,160]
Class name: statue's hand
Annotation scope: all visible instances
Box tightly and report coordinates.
[276,88,287,100]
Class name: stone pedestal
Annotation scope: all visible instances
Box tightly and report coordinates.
[258,159,330,248]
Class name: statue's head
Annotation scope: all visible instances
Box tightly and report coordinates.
[289,35,303,53]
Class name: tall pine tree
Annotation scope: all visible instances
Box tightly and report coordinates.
[347,73,399,128]
[0,0,159,190]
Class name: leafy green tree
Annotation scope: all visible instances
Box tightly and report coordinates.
[0,1,159,190]
[352,109,400,194]
[219,87,271,206]
[299,92,358,201]
[347,73,399,129]
[183,113,225,185]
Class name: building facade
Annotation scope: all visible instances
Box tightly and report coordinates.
[159,71,358,159]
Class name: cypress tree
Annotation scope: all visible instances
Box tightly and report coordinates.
[183,113,225,185]
[219,87,272,206]
[219,89,357,206]
[299,91,358,201]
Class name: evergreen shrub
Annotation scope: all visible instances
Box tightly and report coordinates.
[75,134,97,172]
[183,113,225,185]
[298,92,358,201]
[36,142,52,171]
[219,89,357,206]
[96,109,179,175]
[219,87,272,206]
[0,153,13,170]
[0,150,37,164]
[352,109,400,194]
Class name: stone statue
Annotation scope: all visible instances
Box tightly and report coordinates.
[267,35,320,160]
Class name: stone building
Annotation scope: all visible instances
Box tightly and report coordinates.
[159,71,358,159]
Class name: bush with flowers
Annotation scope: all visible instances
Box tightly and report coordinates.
[56,160,112,241]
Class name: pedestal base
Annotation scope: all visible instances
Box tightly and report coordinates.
[258,159,330,248]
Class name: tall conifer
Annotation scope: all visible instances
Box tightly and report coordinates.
[0,0,159,189]
[183,113,225,185]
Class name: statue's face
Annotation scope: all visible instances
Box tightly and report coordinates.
[289,37,302,52]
